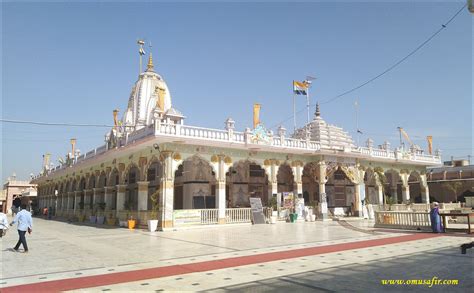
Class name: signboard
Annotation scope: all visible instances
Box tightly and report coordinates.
[282,192,294,209]
[249,197,266,224]
[173,210,201,226]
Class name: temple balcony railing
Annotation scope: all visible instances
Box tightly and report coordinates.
[33,122,441,181]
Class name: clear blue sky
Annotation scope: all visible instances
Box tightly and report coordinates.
[1,1,472,182]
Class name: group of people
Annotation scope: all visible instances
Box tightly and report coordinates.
[0,204,33,253]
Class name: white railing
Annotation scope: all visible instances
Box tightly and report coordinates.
[180,125,230,141]
[226,208,252,223]
[374,211,431,230]
[34,118,441,181]
[200,209,218,224]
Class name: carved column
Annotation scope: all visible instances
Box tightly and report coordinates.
[318,161,329,220]
[215,155,227,224]
[84,189,93,209]
[159,151,176,230]
[267,160,279,207]
[116,185,127,213]
[104,187,115,210]
[400,173,410,203]
[420,174,430,204]
[353,168,366,218]
[137,181,149,211]
[292,163,303,196]
[74,191,82,213]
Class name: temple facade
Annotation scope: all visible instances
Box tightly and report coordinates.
[32,52,442,230]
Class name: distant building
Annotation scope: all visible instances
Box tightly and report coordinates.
[2,174,37,214]
[426,159,474,203]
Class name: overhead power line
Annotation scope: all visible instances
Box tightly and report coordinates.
[0,118,118,128]
[269,2,467,130]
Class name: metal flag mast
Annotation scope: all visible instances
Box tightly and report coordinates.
[137,39,146,75]
[305,76,316,125]
[293,80,296,132]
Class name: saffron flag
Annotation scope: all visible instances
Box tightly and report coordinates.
[427,136,433,155]
[293,81,308,95]
[253,103,261,129]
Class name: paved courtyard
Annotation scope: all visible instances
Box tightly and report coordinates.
[1,217,472,292]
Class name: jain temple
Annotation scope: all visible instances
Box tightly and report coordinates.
[32,51,442,230]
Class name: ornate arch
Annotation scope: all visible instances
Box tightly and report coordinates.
[122,162,142,183]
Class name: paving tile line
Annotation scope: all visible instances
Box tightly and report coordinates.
[0,233,441,293]
[0,232,396,286]
[97,236,471,292]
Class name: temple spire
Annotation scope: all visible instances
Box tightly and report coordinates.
[146,53,154,72]
[315,102,321,118]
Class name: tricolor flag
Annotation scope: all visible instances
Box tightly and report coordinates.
[293,81,309,95]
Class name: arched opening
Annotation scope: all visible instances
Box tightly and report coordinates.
[384,170,402,203]
[408,171,422,203]
[78,177,86,210]
[125,165,141,210]
[226,160,268,207]
[87,175,96,209]
[277,164,294,194]
[326,167,355,209]
[174,156,216,209]
[108,168,120,210]
[146,160,162,209]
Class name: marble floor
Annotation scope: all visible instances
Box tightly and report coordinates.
[1,217,472,292]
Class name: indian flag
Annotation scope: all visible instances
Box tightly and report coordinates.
[293,81,308,95]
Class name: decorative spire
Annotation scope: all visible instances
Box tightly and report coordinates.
[315,102,321,118]
[146,53,154,72]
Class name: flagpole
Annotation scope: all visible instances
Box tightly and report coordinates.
[293,80,296,133]
[306,86,310,125]
[355,99,359,146]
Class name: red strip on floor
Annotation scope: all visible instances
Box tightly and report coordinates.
[2,233,439,292]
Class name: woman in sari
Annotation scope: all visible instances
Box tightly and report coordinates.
[430,202,443,233]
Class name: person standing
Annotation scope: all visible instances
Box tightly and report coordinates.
[0,211,9,237]
[429,202,443,233]
[10,204,33,253]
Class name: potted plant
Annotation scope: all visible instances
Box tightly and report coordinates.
[106,212,116,226]
[147,190,160,232]
[128,214,136,230]
[96,202,106,224]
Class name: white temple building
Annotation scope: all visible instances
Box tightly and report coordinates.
[32,50,442,230]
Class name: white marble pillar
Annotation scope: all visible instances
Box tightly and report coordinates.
[137,181,149,211]
[420,174,430,204]
[354,182,365,217]
[159,151,176,230]
[376,184,384,205]
[104,187,115,210]
[215,155,227,224]
[318,161,329,220]
[116,185,127,213]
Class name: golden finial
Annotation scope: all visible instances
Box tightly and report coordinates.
[146,53,154,71]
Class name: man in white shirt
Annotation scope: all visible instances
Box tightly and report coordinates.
[0,211,8,237]
[10,204,33,253]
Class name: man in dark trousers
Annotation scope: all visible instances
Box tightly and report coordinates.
[10,204,33,253]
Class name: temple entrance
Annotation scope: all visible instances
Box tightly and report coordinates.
[226,160,268,207]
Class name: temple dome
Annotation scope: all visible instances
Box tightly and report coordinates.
[292,103,355,148]
[122,54,172,129]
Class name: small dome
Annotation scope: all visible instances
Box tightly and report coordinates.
[165,107,185,118]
